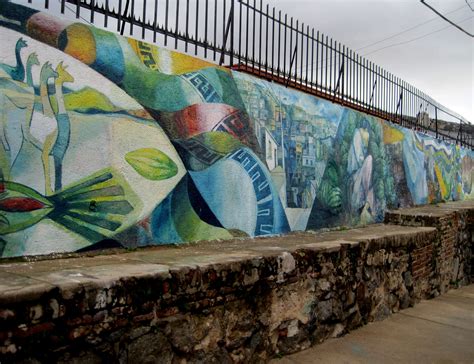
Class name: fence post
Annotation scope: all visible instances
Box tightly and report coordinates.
[219,0,234,66]
[400,90,403,127]
[230,0,235,67]
[120,0,131,35]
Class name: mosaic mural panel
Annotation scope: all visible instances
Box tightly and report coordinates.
[0,2,472,257]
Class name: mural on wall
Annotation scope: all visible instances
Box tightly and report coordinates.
[0,2,472,257]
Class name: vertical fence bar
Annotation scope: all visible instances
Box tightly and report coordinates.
[400,79,404,126]
[294,19,299,85]
[359,54,362,105]
[376,65,379,111]
[175,0,180,49]
[272,7,275,73]
[252,0,256,68]
[408,82,412,128]
[117,0,122,31]
[259,0,263,71]
[339,43,343,99]
[382,67,386,116]
[130,0,134,35]
[104,0,109,27]
[339,45,343,100]
[403,80,407,127]
[278,11,282,76]
[408,84,411,127]
[284,16,288,77]
[363,57,367,106]
[368,60,371,109]
[349,49,355,102]
[378,66,381,113]
[375,63,378,111]
[213,0,217,60]
[163,0,168,45]
[374,65,378,112]
[90,0,95,23]
[313,30,319,91]
[305,26,309,85]
[223,0,227,62]
[348,49,352,101]
[185,0,189,52]
[392,73,395,119]
[367,59,371,109]
[265,3,269,71]
[230,0,234,67]
[301,23,305,85]
[334,40,338,96]
[76,0,80,19]
[45,0,49,9]
[366,59,370,109]
[383,69,386,118]
[238,0,242,63]
[205,0,209,57]
[325,36,328,92]
[60,0,65,14]
[334,42,339,97]
[245,1,249,65]
[195,0,199,55]
[311,28,314,86]
[141,0,146,39]
[153,0,159,42]
[300,23,304,85]
[329,38,333,93]
[355,53,359,104]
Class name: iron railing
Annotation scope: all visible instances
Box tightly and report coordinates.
[20,0,473,148]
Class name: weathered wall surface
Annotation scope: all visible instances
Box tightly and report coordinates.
[0,2,473,257]
[0,202,472,362]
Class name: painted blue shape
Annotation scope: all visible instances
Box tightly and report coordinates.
[190,147,290,236]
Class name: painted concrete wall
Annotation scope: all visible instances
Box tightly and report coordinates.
[0,2,472,258]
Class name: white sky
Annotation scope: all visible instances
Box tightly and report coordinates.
[12,0,474,123]
[267,0,474,124]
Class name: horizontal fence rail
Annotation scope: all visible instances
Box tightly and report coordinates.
[21,0,473,149]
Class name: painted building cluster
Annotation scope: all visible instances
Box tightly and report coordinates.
[0,2,472,257]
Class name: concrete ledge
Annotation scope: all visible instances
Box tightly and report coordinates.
[0,201,472,362]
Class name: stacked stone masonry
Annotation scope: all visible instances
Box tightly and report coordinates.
[0,201,472,363]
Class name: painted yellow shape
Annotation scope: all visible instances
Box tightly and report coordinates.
[383,123,404,144]
[169,51,228,74]
[63,24,96,65]
[434,163,448,199]
[127,38,228,74]
[64,87,119,113]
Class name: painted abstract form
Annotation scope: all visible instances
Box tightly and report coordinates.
[0,2,472,257]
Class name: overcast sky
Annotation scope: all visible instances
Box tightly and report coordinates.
[266,0,473,124]
[13,0,474,123]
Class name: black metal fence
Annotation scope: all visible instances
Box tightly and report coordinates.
[23,0,473,148]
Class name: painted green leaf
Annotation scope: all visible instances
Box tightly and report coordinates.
[125,148,178,180]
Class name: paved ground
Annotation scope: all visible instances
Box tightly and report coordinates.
[272,284,474,364]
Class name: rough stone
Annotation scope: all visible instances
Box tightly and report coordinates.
[0,201,471,363]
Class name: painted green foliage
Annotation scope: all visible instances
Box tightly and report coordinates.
[125,148,178,181]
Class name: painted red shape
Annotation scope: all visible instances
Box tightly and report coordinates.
[0,183,4,193]
[0,197,45,212]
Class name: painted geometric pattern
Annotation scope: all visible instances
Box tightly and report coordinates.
[0,2,472,257]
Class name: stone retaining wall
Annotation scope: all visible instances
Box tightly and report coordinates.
[0,202,472,363]
[385,201,473,295]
